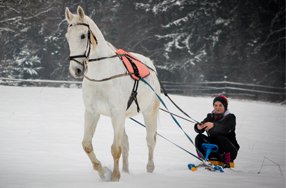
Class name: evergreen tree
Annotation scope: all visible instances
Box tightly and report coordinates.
[0,0,284,88]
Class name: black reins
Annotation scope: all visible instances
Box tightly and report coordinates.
[67,22,200,124]
[66,22,204,162]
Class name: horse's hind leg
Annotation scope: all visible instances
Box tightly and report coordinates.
[143,98,160,173]
[121,128,129,173]
[82,110,105,179]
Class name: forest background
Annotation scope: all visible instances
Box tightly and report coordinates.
[0,0,285,88]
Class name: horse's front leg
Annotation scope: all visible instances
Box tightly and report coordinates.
[121,128,129,173]
[111,112,126,181]
[82,109,105,179]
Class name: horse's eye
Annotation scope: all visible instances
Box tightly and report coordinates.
[81,34,86,39]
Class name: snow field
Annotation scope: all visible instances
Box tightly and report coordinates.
[0,86,285,188]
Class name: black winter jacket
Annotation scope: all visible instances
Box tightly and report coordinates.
[194,110,240,150]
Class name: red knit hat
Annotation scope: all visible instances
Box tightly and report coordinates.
[213,95,228,111]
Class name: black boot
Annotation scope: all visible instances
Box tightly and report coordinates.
[219,153,224,162]
[223,163,230,168]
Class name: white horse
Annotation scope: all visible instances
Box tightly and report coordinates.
[65,6,160,181]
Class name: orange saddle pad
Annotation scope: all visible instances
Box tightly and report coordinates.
[116,49,150,80]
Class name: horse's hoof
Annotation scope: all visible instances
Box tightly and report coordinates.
[112,177,120,182]
[147,161,155,173]
[122,166,129,173]
[100,166,112,182]
[112,171,121,182]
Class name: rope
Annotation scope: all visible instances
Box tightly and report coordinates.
[129,118,202,161]
[157,78,200,124]
[70,45,204,161]
[67,38,204,160]
[159,108,197,124]
[70,45,204,159]
[139,77,205,159]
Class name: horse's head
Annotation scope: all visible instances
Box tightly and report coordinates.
[65,6,98,78]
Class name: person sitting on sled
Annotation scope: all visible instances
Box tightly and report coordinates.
[194,95,239,168]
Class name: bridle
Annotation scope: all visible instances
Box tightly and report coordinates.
[68,23,125,65]
[68,23,98,67]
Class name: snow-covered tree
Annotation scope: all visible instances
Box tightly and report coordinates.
[14,45,42,79]
[136,0,285,86]
[136,0,224,82]
[0,0,284,88]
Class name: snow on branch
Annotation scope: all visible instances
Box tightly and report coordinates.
[136,0,196,14]
[0,27,15,33]
[23,7,53,20]
[0,5,20,14]
[163,13,195,28]
[0,16,22,23]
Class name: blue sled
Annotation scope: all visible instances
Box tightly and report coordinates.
[188,143,224,172]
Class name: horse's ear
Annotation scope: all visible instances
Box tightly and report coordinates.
[65,7,73,23]
[77,6,85,20]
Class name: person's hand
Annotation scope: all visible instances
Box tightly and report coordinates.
[202,122,214,131]
[197,123,205,130]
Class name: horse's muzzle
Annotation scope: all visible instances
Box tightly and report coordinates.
[69,63,85,78]
[75,67,84,77]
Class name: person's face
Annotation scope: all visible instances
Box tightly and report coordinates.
[214,101,225,114]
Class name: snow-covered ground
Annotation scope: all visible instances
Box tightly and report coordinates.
[0,85,285,188]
